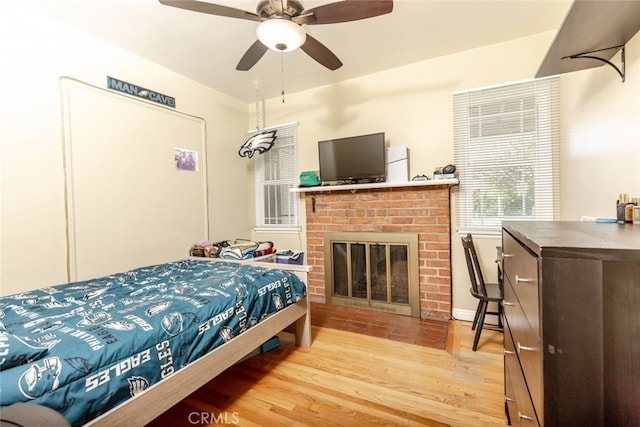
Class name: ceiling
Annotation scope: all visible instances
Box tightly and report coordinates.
[19,0,571,103]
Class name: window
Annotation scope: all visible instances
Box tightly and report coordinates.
[453,78,560,235]
[252,122,300,231]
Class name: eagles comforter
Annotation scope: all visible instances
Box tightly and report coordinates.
[0,259,306,426]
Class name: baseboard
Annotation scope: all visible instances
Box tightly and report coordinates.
[452,307,500,326]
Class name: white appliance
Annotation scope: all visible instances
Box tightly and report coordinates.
[386,146,408,182]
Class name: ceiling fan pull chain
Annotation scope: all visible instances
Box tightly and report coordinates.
[281,52,286,103]
[255,83,261,131]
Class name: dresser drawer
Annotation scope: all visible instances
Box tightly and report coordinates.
[502,232,540,336]
[503,279,542,420]
[504,320,540,426]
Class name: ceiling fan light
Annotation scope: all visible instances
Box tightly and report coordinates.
[256,19,306,53]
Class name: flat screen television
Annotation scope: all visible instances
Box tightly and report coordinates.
[318,132,386,183]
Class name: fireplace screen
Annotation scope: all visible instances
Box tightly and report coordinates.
[325,232,418,317]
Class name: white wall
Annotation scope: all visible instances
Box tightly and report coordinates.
[0,3,251,295]
[251,30,640,316]
[560,37,640,219]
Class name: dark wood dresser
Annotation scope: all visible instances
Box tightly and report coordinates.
[501,221,640,426]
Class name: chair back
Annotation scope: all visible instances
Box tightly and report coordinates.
[461,233,488,298]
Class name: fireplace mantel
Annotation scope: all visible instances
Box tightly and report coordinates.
[290,178,458,194]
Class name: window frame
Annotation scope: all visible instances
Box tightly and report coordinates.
[251,122,300,232]
[453,77,560,236]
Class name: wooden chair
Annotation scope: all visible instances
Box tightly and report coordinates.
[461,233,504,351]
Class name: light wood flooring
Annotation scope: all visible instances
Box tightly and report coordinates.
[147,320,505,426]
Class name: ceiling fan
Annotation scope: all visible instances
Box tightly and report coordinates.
[158,0,393,71]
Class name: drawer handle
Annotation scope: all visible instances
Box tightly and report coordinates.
[515,274,534,283]
[517,342,537,353]
[502,301,515,307]
[502,253,514,258]
[505,396,515,402]
[504,349,516,355]
[518,412,535,421]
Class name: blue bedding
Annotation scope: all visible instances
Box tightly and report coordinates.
[0,259,306,426]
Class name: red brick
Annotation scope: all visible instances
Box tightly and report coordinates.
[391,217,414,225]
[430,276,451,285]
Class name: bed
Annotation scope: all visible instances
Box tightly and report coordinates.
[0,257,311,426]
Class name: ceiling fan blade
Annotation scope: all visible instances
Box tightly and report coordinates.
[158,0,263,22]
[236,40,269,71]
[300,34,343,70]
[294,0,393,25]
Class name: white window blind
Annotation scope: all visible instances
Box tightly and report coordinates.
[453,77,560,236]
[252,122,300,231]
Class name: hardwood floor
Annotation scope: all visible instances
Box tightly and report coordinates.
[147,320,505,426]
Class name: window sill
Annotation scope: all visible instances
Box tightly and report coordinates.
[252,227,302,234]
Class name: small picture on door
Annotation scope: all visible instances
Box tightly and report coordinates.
[175,148,198,171]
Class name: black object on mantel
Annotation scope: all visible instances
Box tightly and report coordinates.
[536,0,640,82]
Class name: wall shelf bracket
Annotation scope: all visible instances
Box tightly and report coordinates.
[562,45,626,82]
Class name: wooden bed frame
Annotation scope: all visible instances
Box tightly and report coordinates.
[85,258,312,427]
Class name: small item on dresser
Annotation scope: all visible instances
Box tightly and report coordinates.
[616,195,628,224]
[595,218,617,223]
[616,193,637,224]
[625,203,635,223]
[616,202,624,223]
[630,197,640,224]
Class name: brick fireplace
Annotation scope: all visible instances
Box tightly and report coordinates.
[301,183,454,320]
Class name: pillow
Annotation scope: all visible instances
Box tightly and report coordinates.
[0,331,50,371]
